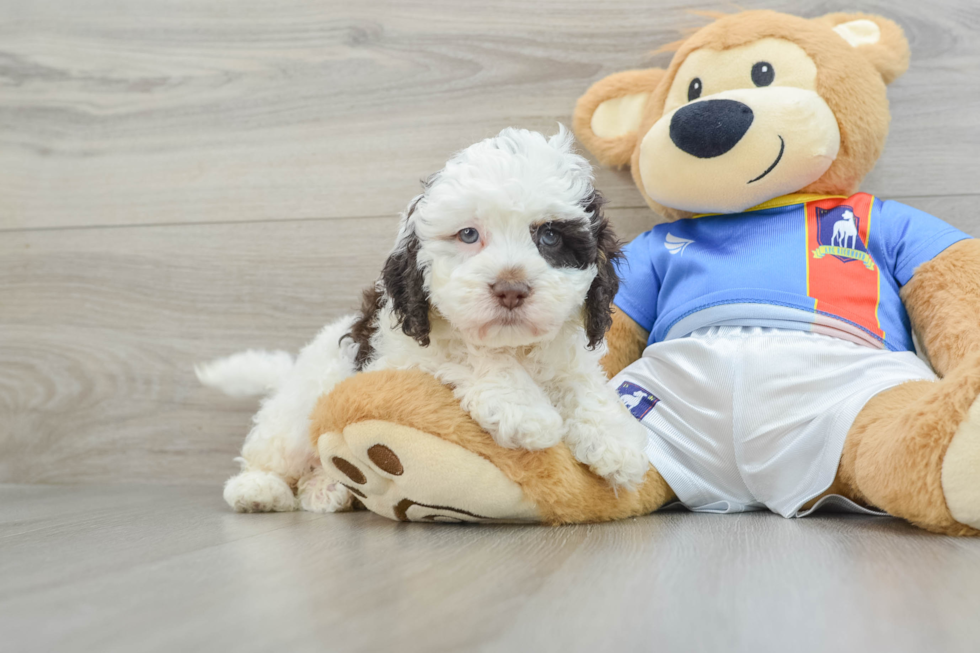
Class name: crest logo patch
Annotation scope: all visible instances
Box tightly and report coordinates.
[616,381,660,420]
[804,193,885,341]
[812,205,875,269]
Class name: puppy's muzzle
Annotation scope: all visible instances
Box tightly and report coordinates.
[490,280,531,310]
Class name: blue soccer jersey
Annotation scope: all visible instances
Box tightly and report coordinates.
[614,193,972,352]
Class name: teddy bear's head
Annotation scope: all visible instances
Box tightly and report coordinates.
[573,10,910,220]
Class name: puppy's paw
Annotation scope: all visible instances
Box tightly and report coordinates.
[297,466,354,513]
[490,403,564,451]
[593,443,650,490]
[565,418,650,490]
[223,470,298,513]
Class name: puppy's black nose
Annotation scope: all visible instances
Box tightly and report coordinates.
[669,99,754,158]
[491,280,530,309]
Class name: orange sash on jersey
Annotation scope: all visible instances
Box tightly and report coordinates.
[805,193,884,341]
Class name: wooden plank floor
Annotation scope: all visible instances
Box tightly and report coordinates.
[3,484,980,653]
[2,1,980,650]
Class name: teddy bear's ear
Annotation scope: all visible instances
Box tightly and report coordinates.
[573,68,666,168]
[816,13,910,85]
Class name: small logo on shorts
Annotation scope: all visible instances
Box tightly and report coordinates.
[616,381,659,420]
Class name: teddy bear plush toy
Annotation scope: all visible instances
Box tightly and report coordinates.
[311,10,980,534]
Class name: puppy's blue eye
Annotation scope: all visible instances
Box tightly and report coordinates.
[539,226,560,247]
[457,227,480,244]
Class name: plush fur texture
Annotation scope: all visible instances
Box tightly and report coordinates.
[834,348,980,536]
[573,10,909,221]
[572,68,666,168]
[600,308,650,379]
[814,12,910,85]
[941,397,980,530]
[311,369,674,524]
[821,239,980,533]
[901,239,980,376]
[563,9,980,534]
[319,418,542,523]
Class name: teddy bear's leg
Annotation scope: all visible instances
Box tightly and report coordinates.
[832,351,980,535]
[309,369,675,524]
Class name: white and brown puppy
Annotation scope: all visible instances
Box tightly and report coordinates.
[199,127,649,513]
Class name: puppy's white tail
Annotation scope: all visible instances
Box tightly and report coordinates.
[195,349,295,398]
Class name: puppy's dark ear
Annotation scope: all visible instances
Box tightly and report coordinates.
[582,191,623,349]
[382,197,431,346]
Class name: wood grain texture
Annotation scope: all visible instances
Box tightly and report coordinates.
[1,0,979,230]
[2,484,980,653]
[0,217,396,483]
[1,0,979,485]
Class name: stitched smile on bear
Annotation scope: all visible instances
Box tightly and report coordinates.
[638,37,841,214]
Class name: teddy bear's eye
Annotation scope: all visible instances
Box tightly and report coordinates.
[687,78,703,101]
[751,62,775,87]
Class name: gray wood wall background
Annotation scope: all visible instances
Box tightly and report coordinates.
[2,0,978,485]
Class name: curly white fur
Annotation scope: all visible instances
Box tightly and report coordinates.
[195,349,294,398]
[202,126,649,513]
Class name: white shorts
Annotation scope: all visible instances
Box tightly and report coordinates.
[609,326,937,518]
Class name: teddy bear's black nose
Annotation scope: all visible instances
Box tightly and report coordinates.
[669,99,754,158]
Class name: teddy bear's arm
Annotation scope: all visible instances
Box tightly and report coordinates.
[901,239,980,376]
[600,306,650,378]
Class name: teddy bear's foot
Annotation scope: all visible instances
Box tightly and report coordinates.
[836,351,980,535]
[223,469,298,513]
[310,369,676,525]
[317,420,542,522]
[942,396,980,529]
[296,465,354,513]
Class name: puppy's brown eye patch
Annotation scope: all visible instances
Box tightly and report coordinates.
[532,221,594,270]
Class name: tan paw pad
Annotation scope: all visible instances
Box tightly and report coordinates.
[942,396,980,529]
[317,420,540,523]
